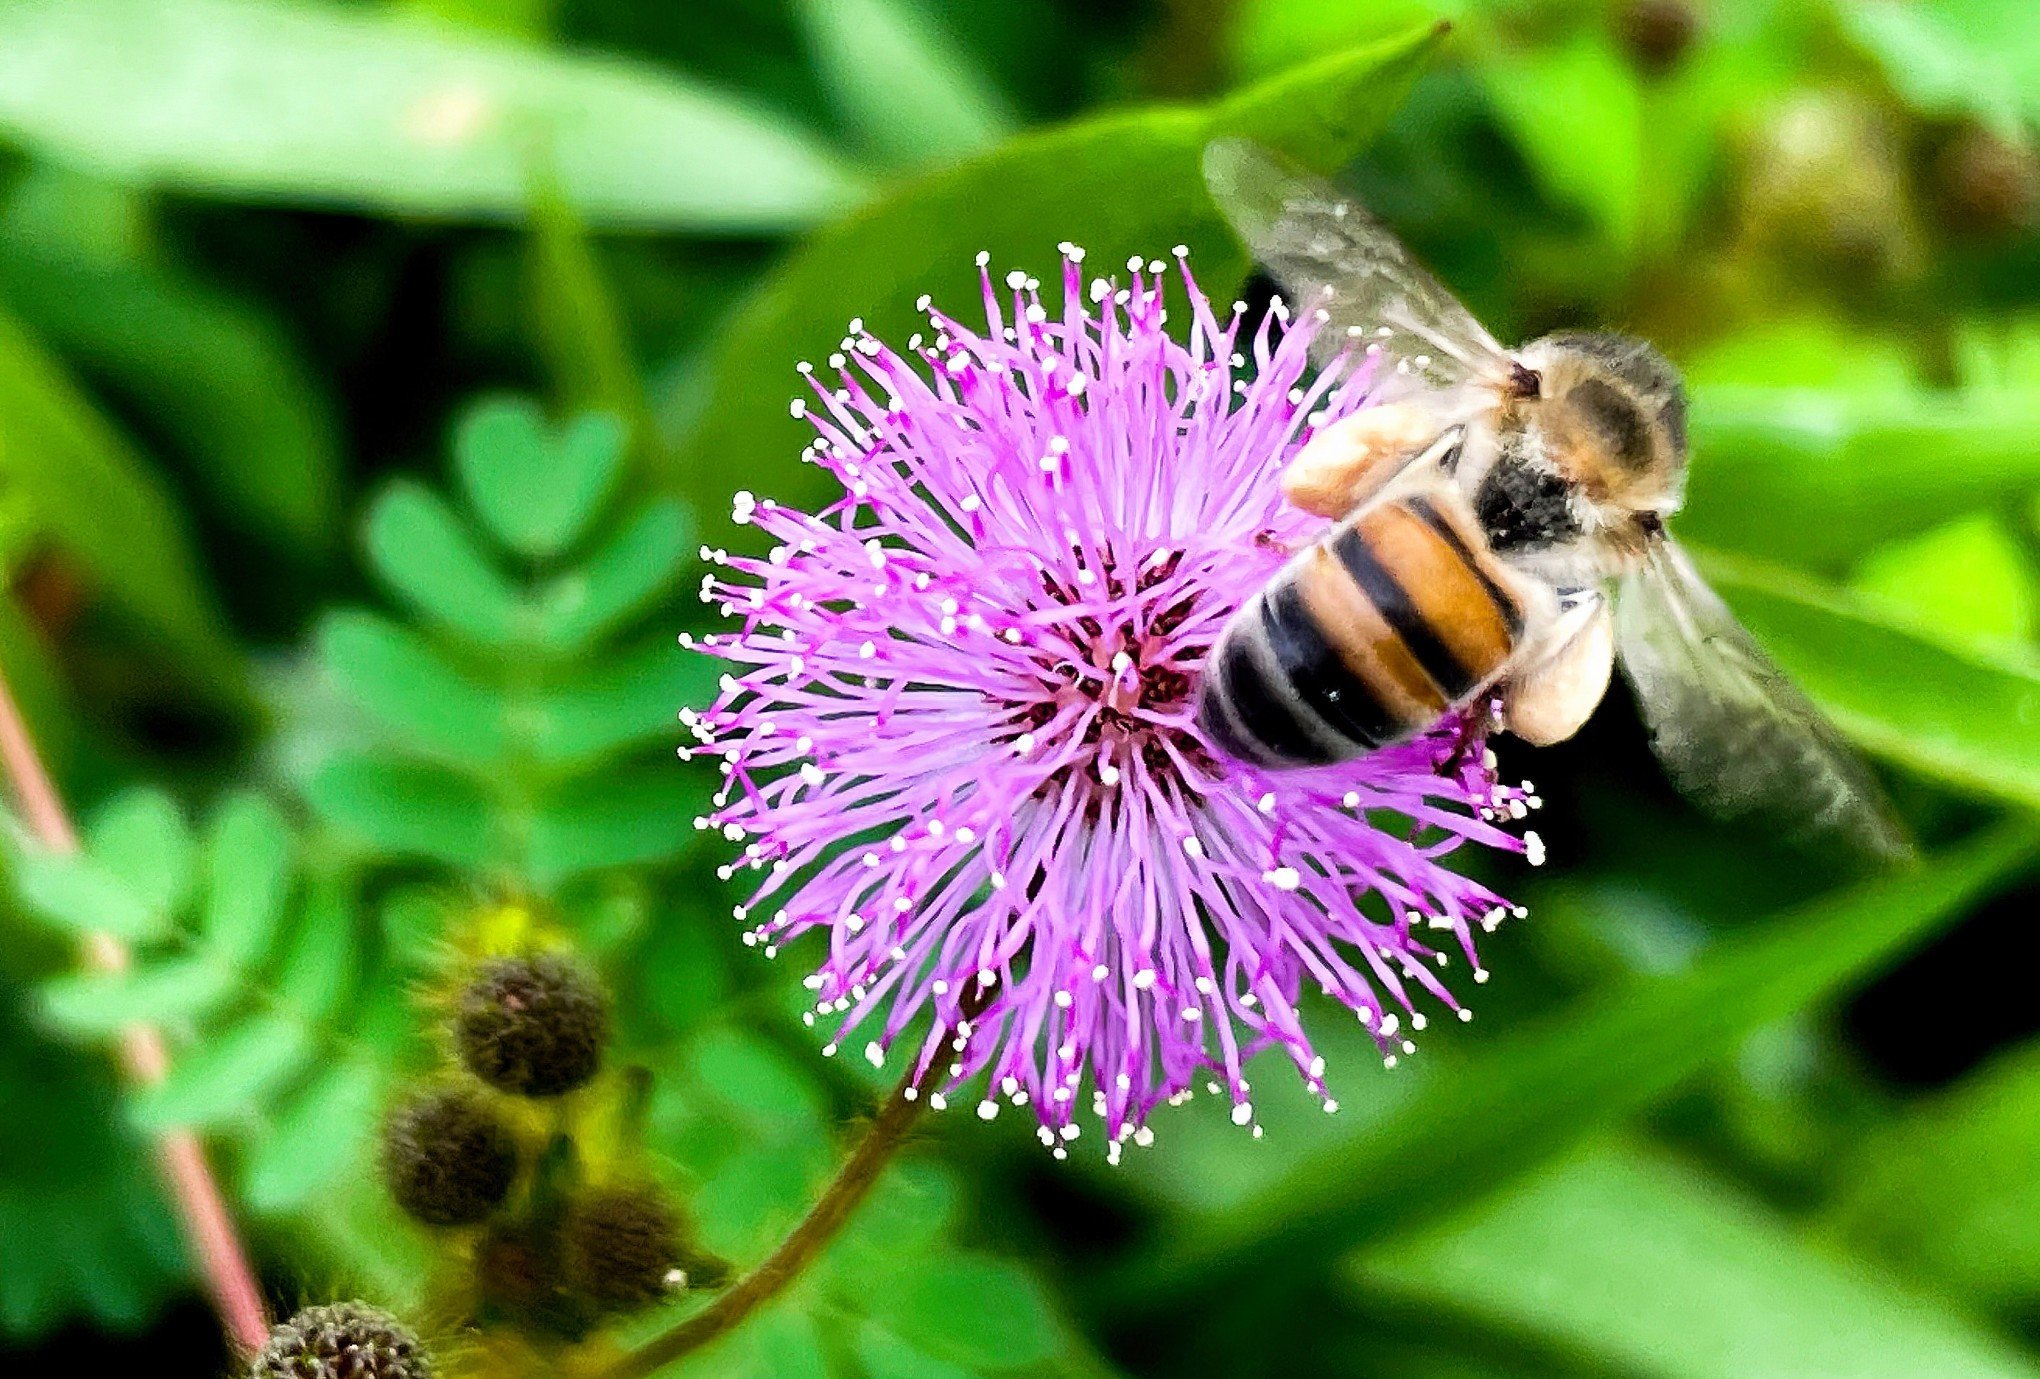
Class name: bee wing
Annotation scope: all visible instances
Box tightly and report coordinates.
[1203,138,1515,391]
[1613,538,1916,863]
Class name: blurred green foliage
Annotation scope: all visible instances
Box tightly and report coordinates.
[0,1,2037,1376]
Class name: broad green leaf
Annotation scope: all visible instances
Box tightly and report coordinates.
[130,1010,314,1129]
[527,766,697,886]
[529,640,716,769]
[301,751,497,870]
[669,23,1445,536]
[693,1137,831,1259]
[1823,1039,2040,1308]
[855,1322,976,1379]
[1483,35,1642,259]
[0,236,341,550]
[689,1027,827,1134]
[1683,384,2040,572]
[1699,549,2040,810]
[41,956,235,1034]
[201,793,297,973]
[1851,514,2038,653]
[317,610,508,765]
[0,297,238,683]
[243,1055,385,1212]
[1840,0,2036,136]
[1357,1142,2040,1379]
[868,1254,1059,1369]
[364,480,522,646]
[11,851,162,942]
[1117,821,2038,1306]
[0,0,868,231]
[531,500,691,651]
[0,1001,183,1338]
[82,789,192,919]
[792,0,1015,168]
[1226,0,1455,79]
[454,398,624,561]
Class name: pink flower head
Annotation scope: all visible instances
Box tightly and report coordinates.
[685,246,1533,1158]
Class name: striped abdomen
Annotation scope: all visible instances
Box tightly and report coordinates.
[1199,493,1527,767]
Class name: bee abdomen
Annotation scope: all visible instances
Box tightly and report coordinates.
[1198,494,1525,768]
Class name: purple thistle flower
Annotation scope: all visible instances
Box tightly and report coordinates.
[685,246,1534,1157]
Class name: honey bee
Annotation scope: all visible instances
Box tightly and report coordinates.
[1195,140,1911,860]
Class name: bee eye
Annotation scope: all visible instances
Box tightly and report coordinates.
[1637,511,1666,540]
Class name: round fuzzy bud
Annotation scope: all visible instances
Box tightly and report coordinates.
[1617,0,1699,77]
[455,955,609,1098]
[381,1088,517,1227]
[251,1301,432,1379]
[563,1185,684,1313]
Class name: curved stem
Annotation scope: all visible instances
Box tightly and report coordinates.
[0,664,271,1354]
[601,1040,949,1379]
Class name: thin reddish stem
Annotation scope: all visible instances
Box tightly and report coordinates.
[0,664,271,1354]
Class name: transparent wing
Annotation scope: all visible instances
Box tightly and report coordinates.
[1614,538,1915,863]
[1204,138,1514,391]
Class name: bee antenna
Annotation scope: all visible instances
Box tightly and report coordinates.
[1506,362,1541,399]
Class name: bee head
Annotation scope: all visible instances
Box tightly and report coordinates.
[1517,331,1688,519]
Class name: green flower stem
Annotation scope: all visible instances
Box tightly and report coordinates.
[600,1035,954,1378]
[0,662,272,1354]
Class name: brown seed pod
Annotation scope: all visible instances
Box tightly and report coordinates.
[381,1088,518,1227]
[455,954,609,1098]
[250,1301,433,1379]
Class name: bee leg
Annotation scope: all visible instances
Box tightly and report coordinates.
[1502,595,1614,747]
[1282,403,1443,519]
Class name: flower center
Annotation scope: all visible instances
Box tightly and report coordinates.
[1006,548,1220,787]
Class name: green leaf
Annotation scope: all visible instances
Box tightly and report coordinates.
[792,0,1015,168]
[130,1010,314,1130]
[1482,35,1642,258]
[1116,821,2040,1309]
[531,500,691,651]
[200,793,297,973]
[318,610,508,766]
[0,235,342,550]
[1840,0,2036,137]
[1682,384,2040,573]
[1356,1142,2040,1379]
[689,1027,826,1135]
[0,296,239,683]
[242,1055,386,1213]
[1699,549,2040,810]
[41,956,235,1033]
[302,751,497,870]
[529,640,717,770]
[0,0,869,231]
[11,851,164,942]
[526,185,646,438]
[868,1254,1059,1369]
[364,480,522,646]
[1823,1038,2040,1308]
[528,767,698,887]
[83,789,193,918]
[1851,514,2038,653]
[272,876,359,1025]
[454,398,624,561]
[668,23,1445,535]
[855,1322,976,1379]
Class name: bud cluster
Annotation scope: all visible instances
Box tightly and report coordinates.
[376,950,720,1342]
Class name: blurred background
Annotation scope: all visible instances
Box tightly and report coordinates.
[2,0,2038,1375]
